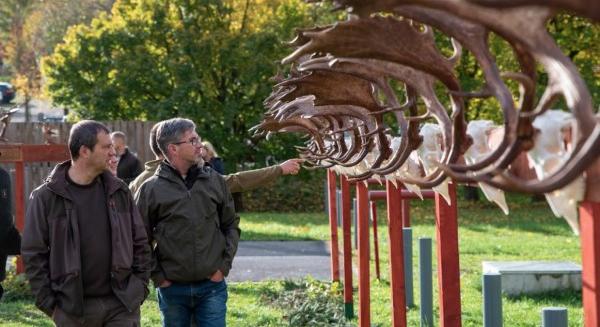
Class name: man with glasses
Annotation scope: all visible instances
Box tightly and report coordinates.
[135,118,239,326]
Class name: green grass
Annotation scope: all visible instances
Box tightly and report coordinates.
[0,192,583,326]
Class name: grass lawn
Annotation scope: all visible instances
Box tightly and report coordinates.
[0,192,582,326]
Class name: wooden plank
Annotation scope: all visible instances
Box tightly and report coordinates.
[22,145,69,162]
[435,182,462,327]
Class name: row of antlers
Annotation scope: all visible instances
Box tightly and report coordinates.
[253,0,600,195]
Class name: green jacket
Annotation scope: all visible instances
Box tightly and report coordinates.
[134,162,240,286]
[129,159,283,196]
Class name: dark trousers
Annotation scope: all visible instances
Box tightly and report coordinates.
[158,280,228,327]
[52,295,140,327]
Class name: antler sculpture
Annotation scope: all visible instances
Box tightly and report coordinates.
[255,0,599,203]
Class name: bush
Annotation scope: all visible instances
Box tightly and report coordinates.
[243,169,326,212]
[2,261,34,302]
[263,277,350,327]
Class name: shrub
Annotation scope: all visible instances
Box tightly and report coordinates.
[243,169,326,212]
[263,277,350,327]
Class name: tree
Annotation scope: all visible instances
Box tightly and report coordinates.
[43,0,340,171]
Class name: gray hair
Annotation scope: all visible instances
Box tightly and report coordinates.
[149,122,162,157]
[110,131,126,142]
[156,118,196,158]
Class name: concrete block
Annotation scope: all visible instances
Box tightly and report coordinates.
[482,261,581,297]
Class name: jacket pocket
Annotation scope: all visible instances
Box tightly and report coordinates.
[48,216,74,280]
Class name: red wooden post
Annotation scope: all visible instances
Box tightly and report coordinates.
[327,169,340,281]
[14,161,25,274]
[340,175,354,318]
[435,182,462,327]
[356,181,371,327]
[580,201,600,326]
[370,201,381,280]
[386,180,407,327]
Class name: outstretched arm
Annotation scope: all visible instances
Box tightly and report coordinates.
[224,159,303,193]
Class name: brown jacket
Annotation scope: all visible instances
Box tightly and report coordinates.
[129,159,283,196]
[21,161,151,317]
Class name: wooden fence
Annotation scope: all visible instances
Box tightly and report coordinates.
[0,121,156,212]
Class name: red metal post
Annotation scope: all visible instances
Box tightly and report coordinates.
[14,161,25,274]
[356,181,371,327]
[386,180,407,327]
[435,182,462,327]
[580,201,600,326]
[340,175,354,318]
[327,169,340,281]
[370,201,381,280]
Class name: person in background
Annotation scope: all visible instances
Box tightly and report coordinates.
[201,140,224,174]
[0,166,20,301]
[21,120,151,326]
[129,123,302,196]
[110,131,143,183]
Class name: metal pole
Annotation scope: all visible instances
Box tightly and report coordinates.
[337,189,342,226]
[340,175,354,319]
[483,273,502,327]
[419,238,433,327]
[541,307,568,327]
[353,198,358,249]
[370,201,381,280]
[403,227,414,308]
[327,169,340,281]
[356,182,371,327]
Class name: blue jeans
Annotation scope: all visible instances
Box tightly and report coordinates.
[157,280,228,327]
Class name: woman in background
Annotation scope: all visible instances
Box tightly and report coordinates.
[202,140,225,174]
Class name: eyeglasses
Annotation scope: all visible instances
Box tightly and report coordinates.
[172,137,201,146]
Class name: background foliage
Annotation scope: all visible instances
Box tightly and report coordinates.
[41,0,342,172]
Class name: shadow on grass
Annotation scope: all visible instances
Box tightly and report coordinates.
[240,230,321,241]
[240,212,330,227]
[506,289,581,305]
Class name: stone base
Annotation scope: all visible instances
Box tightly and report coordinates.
[482,261,581,297]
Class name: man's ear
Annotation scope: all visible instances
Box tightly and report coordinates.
[168,143,177,156]
[79,145,91,159]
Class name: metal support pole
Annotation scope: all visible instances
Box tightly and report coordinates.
[401,197,411,227]
[403,227,414,308]
[419,238,433,327]
[340,175,354,319]
[337,189,342,226]
[327,169,340,281]
[435,182,462,327]
[356,181,371,327]
[541,307,568,327]
[386,180,407,327]
[15,161,25,274]
[483,273,502,327]
[370,201,381,280]
[353,198,358,249]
